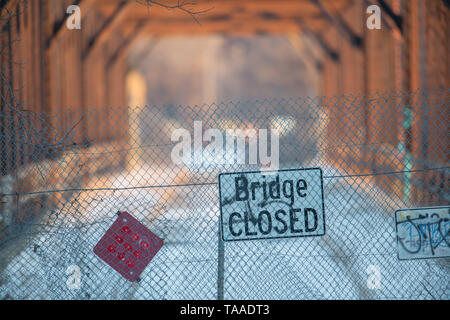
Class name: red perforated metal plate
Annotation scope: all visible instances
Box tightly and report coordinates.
[93,211,164,282]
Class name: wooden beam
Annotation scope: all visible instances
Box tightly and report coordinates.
[122,16,318,36]
[115,5,328,36]
[310,0,363,48]
[377,0,403,33]
[362,0,403,40]
[126,37,160,70]
[0,0,21,30]
[46,0,361,58]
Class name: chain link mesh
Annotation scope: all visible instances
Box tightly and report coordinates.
[0,88,448,300]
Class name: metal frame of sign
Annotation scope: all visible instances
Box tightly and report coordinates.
[218,167,325,242]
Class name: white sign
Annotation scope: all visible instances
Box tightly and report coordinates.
[219,168,325,241]
[395,206,450,260]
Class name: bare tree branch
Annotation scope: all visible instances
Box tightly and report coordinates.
[136,0,214,25]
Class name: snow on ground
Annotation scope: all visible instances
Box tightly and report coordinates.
[0,163,448,300]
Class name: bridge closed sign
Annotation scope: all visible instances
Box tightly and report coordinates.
[395,206,450,260]
[219,168,325,241]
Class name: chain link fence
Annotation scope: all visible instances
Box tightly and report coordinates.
[0,88,448,300]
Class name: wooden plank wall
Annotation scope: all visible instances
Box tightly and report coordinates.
[0,0,129,179]
[0,0,447,207]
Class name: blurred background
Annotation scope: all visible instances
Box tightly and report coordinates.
[0,0,448,300]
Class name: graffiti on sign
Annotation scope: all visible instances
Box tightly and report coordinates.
[93,211,164,282]
[395,206,450,260]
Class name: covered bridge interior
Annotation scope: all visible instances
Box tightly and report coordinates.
[0,0,448,228]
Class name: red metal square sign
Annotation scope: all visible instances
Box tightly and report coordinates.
[93,211,164,282]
